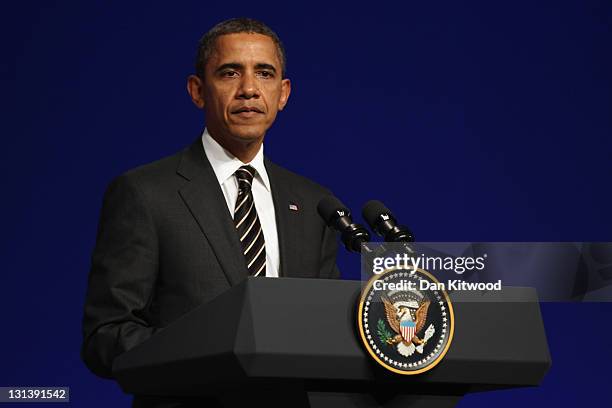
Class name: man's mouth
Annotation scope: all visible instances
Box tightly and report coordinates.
[232,106,263,114]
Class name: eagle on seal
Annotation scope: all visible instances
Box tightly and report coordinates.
[382,294,433,357]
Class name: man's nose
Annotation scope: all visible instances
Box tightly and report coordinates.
[237,73,260,99]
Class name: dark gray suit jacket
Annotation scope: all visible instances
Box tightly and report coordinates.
[81,137,340,399]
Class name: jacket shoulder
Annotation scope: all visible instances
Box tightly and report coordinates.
[265,159,333,197]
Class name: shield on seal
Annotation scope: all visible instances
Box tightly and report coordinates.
[400,320,416,342]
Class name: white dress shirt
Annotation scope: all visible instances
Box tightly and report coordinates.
[201,128,279,277]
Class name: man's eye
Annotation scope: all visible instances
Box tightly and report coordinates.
[258,71,274,78]
[222,71,238,78]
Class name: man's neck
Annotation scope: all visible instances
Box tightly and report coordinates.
[208,130,263,164]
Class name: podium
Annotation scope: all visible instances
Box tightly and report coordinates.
[113,277,551,407]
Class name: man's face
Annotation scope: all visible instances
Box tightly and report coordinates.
[191,33,291,146]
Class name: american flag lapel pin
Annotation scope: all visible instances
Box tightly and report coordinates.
[289,202,299,212]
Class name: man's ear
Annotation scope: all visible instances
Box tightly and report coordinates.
[187,75,205,109]
[277,78,291,111]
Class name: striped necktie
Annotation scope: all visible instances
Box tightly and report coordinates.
[234,165,266,277]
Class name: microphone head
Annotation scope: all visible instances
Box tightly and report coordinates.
[317,196,351,225]
[362,200,415,242]
[362,200,395,229]
[318,196,371,252]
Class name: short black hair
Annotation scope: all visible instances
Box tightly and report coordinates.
[195,18,287,79]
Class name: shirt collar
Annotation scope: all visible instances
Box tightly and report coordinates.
[201,128,271,191]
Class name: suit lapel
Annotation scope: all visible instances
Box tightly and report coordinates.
[265,159,302,278]
[176,138,247,286]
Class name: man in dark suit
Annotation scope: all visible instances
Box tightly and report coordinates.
[81,18,340,406]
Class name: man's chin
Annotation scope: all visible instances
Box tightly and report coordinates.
[228,125,267,143]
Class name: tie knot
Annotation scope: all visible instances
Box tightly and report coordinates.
[235,165,255,189]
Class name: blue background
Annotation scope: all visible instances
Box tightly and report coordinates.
[1,1,611,406]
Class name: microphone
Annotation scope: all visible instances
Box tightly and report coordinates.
[317,196,371,253]
[362,200,415,242]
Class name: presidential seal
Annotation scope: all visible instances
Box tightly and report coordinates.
[357,268,454,374]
